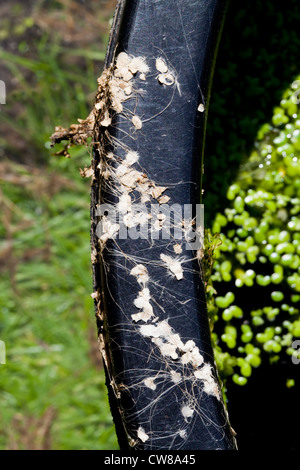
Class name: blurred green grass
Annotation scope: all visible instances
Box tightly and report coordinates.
[0,0,118,450]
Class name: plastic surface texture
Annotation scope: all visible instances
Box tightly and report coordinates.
[92,0,237,450]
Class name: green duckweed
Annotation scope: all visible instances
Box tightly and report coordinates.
[207,76,300,388]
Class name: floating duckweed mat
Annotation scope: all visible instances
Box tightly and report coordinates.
[209,76,300,386]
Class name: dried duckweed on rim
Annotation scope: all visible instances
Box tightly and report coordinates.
[158,194,170,204]
[181,405,194,419]
[129,56,150,75]
[50,48,224,449]
[144,377,157,390]
[50,51,150,155]
[137,427,150,443]
[151,186,167,199]
[132,115,143,130]
[79,166,94,178]
[160,253,184,280]
[156,57,168,74]
[124,150,140,166]
[173,243,183,255]
[100,110,112,127]
[116,51,130,68]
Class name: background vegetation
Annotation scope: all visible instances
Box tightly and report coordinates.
[1,0,300,450]
[0,0,118,450]
[204,0,300,449]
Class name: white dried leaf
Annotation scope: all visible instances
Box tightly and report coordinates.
[116,52,130,68]
[102,169,110,180]
[129,56,149,74]
[130,264,148,279]
[124,150,139,166]
[168,333,185,350]
[160,254,183,280]
[143,377,157,390]
[156,57,168,73]
[115,66,133,81]
[123,213,135,228]
[137,427,149,443]
[100,111,111,127]
[124,84,132,95]
[158,195,170,204]
[133,211,149,227]
[181,405,194,419]
[153,213,166,231]
[132,266,149,285]
[133,288,151,308]
[132,115,143,130]
[173,244,182,254]
[115,163,130,177]
[181,348,203,367]
[119,169,141,189]
[151,186,167,199]
[170,370,181,384]
[202,379,220,399]
[153,338,178,359]
[100,218,120,242]
[131,310,153,323]
[118,194,131,212]
[94,101,103,111]
[80,166,94,178]
[112,100,123,113]
[140,320,172,339]
[182,340,195,352]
